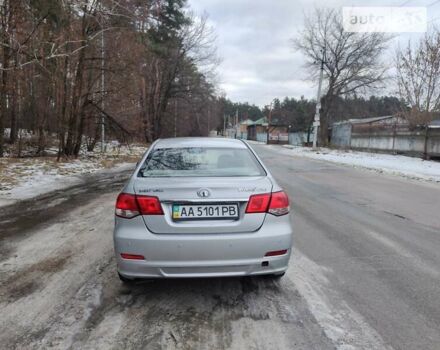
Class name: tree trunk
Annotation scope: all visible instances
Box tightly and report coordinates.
[65,9,88,156]
[0,0,11,157]
[9,79,18,144]
[73,104,87,156]
[319,93,334,146]
[140,76,152,143]
[57,56,69,161]
[37,124,46,155]
[0,78,5,156]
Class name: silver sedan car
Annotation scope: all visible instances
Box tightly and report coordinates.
[114,137,293,282]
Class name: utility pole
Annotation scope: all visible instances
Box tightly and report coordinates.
[267,101,273,144]
[100,26,105,153]
[313,49,325,150]
[207,105,211,134]
[268,101,273,125]
[223,114,226,136]
[235,109,238,138]
[174,100,177,137]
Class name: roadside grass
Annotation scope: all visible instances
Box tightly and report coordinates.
[0,159,20,190]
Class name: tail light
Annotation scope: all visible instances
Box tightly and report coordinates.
[245,193,271,213]
[246,191,289,216]
[115,193,139,218]
[268,191,289,216]
[136,195,164,215]
[115,193,163,218]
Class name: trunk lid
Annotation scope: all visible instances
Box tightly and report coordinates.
[133,176,272,234]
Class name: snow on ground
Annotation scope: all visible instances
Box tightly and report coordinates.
[0,143,147,207]
[289,251,393,350]
[268,145,440,182]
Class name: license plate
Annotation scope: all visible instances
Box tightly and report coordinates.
[172,204,239,220]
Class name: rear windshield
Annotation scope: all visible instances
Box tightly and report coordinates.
[138,147,266,177]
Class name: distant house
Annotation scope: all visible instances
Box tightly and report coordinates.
[247,117,269,142]
[237,119,254,140]
[267,124,289,144]
[246,117,289,144]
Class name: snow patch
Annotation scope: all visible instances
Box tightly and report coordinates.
[0,144,147,207]
[272,145,440,182]
[290,251,393,350]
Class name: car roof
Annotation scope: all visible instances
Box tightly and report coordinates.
[154,137,248,149]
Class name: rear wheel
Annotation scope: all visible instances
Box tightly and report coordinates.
[267,272,285,279]
[118,272,135,284]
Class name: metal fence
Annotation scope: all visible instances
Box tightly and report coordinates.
[332,122,440,158]
[234,131,309,145]
[256,133,267,143]
[288,132,309,146]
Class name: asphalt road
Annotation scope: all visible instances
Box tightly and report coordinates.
[0,143,439,349]
[256,144,440,350]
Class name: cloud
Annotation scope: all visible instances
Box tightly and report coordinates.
[188,0,322,106]
[188,0,439,106]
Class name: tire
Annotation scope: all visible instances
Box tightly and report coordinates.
[118,272,135,284]
[267,272,285,279]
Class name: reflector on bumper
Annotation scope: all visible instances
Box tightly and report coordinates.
[264,249,288,257]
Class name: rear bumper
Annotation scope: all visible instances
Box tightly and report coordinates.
[113,214,293,279]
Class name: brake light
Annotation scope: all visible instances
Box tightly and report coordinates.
[268,191,289,216]
[115,193,163,218]
[115,193,139,218]
[245,193,271,213]
[245,191,289,216]
[136,195,164,215]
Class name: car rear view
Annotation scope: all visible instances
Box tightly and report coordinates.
[113,137,293,281]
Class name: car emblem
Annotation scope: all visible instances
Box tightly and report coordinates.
[197,189,211,198]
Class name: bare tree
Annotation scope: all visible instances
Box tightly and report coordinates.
[0,0,223,158]
[396,28,440,126]
[0,0,13,157]
[293,8,391,144]
[182,13,221,81]
[139,11,220,142]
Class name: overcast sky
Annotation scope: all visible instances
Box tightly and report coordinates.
[188,0,439,107]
